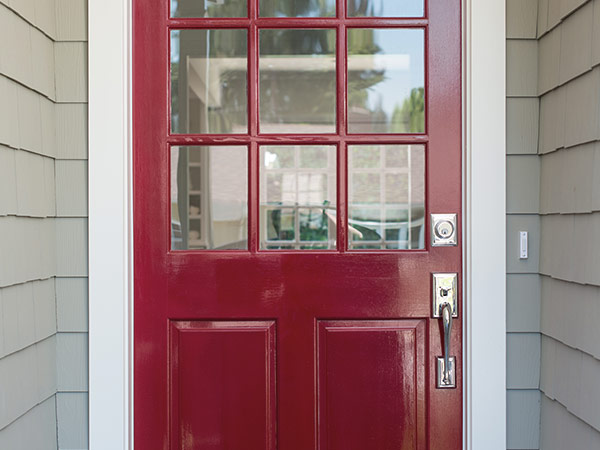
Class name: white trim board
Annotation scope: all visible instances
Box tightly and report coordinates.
[88,0,506,448]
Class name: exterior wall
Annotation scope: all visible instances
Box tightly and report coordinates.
[537,0,600,447]
[0,1,88,449]
[506,0,542,448]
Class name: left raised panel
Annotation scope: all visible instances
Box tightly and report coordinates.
[170,321,277,450]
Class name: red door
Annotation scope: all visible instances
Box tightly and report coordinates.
[134,0,461,448]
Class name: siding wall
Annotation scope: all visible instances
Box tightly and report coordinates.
[0,1,88,449]
[506,1,542,448]
[537,0,600,447]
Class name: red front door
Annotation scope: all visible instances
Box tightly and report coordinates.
[134,0,462,448]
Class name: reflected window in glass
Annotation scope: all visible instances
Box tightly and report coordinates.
[260,145,337,249]
[348,145,425,250]
[171,146,248,250]
[347,29,425,134]
[171,29,248,134]
[259,29,336,134]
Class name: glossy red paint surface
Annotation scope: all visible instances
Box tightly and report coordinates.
[134,0,462,448]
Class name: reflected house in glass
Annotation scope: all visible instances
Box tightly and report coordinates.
[170,27,425,250]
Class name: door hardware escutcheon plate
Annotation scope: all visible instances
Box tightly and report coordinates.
[432,273,458,318]
[437,356,456,388]
[431,214,457,246]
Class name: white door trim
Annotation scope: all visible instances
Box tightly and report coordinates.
[88,0,506,448]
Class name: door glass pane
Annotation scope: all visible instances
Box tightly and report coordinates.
[259,29,336,134]
[260,145,337,249]
[348,145,425,250]
[171,29,248,134]
[260,0,335,17]
[171,0,247,18]
[347,29,425,134]
[171,146,248,250]
[347,0,423,17]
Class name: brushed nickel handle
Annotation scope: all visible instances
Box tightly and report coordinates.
[441,302,453,384]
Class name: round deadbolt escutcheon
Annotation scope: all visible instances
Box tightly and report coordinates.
[434,220,454,239]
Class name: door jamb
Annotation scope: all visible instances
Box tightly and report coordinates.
[88,0,506,448]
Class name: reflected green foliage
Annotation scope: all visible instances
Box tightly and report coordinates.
[391,87,425,133]
[171,0,247,18]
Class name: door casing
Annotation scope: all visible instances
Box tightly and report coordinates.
[87,0,506,447]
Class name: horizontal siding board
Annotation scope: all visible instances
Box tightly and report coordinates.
[56,277,87,332]
[0,218,56,288]
[541,335,600,432]
[0,5,33,88]
[507,389,541,449]
[507,40,539,96]
[538,87,566,153]
[541,277,600,360]
[55,0,87,41]
[507,155,540,213]
[594,0,600,66]
[540,144,595,214]
[538,0,549,37]
[30,26,55,100]
[57,392,88,450]
[33,279,57,341]
[40,97,56,158]
[56,160,88,217]
[564,67,600,148]
[16,85,43,155]
[34,0,57,39]
[559,2,593,85]
[55,218,88,277]
[507,0,539,38]
[560,0,590,19]
[57,332,88,391]
[507,214,540,273]
[0,76,20,149]
[54,42,88,103]
[540,213,600,285]
[0,396,57,450]
[0,146,17,215]
[507,274,541,332]
[541,395,600,450]
[538,26,561,94]
[36,335,57,400]
[507,333,541,388]
[506,97,539,155]
[55,103,87,159]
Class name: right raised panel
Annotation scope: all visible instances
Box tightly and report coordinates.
[317,320,426,450]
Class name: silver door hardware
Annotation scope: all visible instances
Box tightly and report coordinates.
[437,303,456,388]
[431,214,457,246]
[432,273,458,318]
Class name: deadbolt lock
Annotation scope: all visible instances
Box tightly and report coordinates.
[431,214,457,246]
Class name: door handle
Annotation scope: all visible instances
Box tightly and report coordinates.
[437,302,456,388]
[441,302,453,385]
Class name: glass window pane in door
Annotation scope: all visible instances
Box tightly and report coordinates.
[171,0,247,18]
[347,0,423,17]
[348,145,425,250]
[171,146,248,250]
[171,29,248,134]
[260,145,337,249]
[259,29,336,134]
[347,29,425,134]
[260,0,335,17]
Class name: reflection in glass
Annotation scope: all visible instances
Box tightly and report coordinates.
[260,145,336,249]
[171,29,248,134]
[259,29,336,133]
[348,145,425,249]
[260,0,335,17]
[171,146,248,250]
[348,0,423,17]
[347,29,425,134]
[171,0,247,18]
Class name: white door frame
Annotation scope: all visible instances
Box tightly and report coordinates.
[88,0,506,448]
